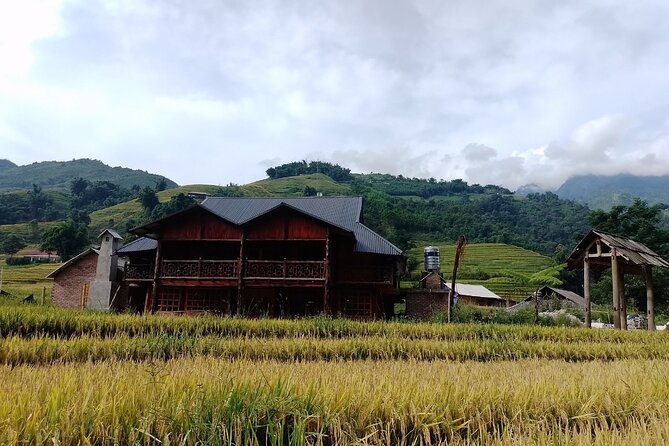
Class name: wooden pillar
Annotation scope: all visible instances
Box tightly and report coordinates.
[583,253,591,328]
[323,228,331,315]
[611,248,621,329]
[644,266,656,331]
[236,234,246,316]
[151,240,162,313]
[618,265,627,330]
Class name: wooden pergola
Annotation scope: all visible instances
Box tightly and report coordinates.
[567,230,669,330]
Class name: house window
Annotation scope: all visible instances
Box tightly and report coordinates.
[158,287,182,312]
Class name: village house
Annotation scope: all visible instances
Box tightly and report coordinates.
[49,196,406,319]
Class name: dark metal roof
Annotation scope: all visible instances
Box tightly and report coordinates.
[116,237,158,254]
[353,223,403,255]
[98,229,122,240]
[506,286,586,312]
[200,196,362,232]
[132,196,402,256]
[540,286,586,307]
[567,229,669,270]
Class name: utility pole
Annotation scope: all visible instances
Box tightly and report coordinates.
[447,235,467,323]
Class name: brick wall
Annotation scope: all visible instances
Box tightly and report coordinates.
[405,290,450,320]
[52,252,97,309]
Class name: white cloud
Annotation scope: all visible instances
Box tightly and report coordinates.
[1,0,669,191]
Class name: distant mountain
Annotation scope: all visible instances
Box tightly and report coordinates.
[515,184,545,196]
[556,174,669,209]
[0,159,17,171]
[0,159,177,190]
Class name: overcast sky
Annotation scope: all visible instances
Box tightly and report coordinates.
[1,0,669,190]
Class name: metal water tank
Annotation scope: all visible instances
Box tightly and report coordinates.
[424,246,440,272]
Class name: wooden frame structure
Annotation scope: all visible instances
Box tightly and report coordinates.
[567,230,669,330]
[117,197,405,319]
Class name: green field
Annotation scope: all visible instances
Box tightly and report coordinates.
[0,306,668,444]
[0,259,58,302]
[405,243,556,300]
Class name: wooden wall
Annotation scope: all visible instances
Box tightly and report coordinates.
[246,209,328,240]
[162,209,242,240]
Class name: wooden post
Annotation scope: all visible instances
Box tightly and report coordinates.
[583,253,591,328]
[151,240,161,313]
[236,234,245,316]
[611,248,621,329]
[41,287,45,306]
[323,228,331,315]
[644,266,656,331]
[618,265,627,330]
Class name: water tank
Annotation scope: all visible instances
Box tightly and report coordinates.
[424,246,440,272]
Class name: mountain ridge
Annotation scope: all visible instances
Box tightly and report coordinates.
[556,174,669,209]
[0,158,177,190]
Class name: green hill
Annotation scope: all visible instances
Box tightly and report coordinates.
[0,158,177,190]
[404,243,557,301]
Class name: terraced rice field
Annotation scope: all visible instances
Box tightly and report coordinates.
[0,259,59,301]
[1,306,669,444]
[405,243,555,300]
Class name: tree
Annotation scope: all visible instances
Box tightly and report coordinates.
[155,177,168,192]
[0,234,26,256]
[138,187,159,213]
[150,193,196,220]
[40,220,89,261]
[587,199,669,311]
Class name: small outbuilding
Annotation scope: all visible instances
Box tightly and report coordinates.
[506,286,586,313]
[566,229,669,330]
[405,271,505,320]
[46,229,126,310]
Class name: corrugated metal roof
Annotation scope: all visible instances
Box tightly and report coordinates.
[567,229,669,270]
[451,283,504,300]
[116,237,158,254]
[200,196,401,256]
[353,223,403,255]
[98,229,122,240]
[541,286,586,307]
[201,196,362,232]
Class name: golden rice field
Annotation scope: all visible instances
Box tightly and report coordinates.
[2,305,669,445]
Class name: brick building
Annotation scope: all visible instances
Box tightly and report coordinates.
[404,271,505,320]
[46,230,125,310]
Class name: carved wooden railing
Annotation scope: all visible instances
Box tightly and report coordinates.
[160,260,238,279]
[336,265,394,284]
[125,263,153,280]
[244,260,326,279]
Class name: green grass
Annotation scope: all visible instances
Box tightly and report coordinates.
[243,173,351,196]
[405,243,556,300]
[0,259,58,301]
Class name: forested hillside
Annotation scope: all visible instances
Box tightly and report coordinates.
[0,160,591,260]
[0,159,176,190]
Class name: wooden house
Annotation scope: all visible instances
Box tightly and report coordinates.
[118,196,405,318]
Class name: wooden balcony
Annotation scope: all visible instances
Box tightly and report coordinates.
[161,260,239,279]
[125,264,153,281]
[244,260,325,280]
[126,260,392,284]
